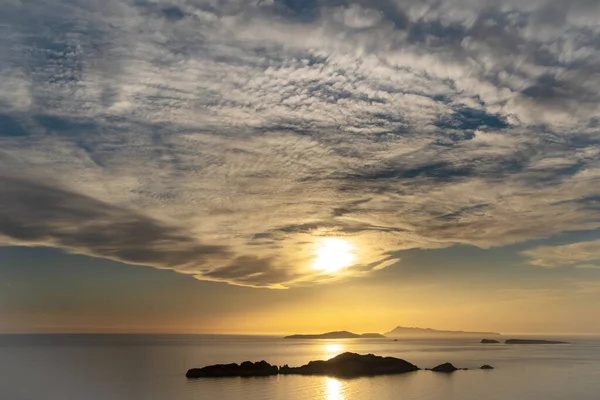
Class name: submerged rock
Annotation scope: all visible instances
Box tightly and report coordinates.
[279,352,419,377]
[430,363,459,373]
[505,339,569,344]
[481,339,500,343]
[480,365,494,370]
[186,360,278,378]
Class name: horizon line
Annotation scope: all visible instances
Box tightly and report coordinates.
[1,331,600,336]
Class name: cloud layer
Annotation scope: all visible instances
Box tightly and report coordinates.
[523,240,600,268]
[1,0,600,287]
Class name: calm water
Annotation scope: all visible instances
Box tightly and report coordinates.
[1,334,599,399]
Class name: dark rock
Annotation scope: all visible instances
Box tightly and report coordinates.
[481,339,500,343]
[480,365,494,370]
[430,362,458,373]
[186,360,278,378]
[505,339,570,344]
[279,352,419,377]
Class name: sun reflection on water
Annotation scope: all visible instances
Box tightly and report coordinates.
[318,344,346,399]
[324,377,345,400]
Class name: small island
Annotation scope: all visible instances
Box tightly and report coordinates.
[481,339,500,343]
[284,330,386,339]
[429,362,459,373]
[279,352,418,376]
[505,339,570,344]
[186,361,278,378]
[186,352,493,378]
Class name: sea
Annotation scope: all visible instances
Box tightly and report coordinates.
[1,334,599,400]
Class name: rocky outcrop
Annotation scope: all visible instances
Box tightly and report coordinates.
[505,339,569,344]
[279,352,419,377]
[186,360,278,378]
[480,365,494,370]
[429,362,459,373]
[186,352,493,378]
[481,339,500,343]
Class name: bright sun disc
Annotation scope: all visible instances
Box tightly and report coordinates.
[313,238,356,273]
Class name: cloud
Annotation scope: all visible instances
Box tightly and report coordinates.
[522,240,600,268]
[1,0,600,287]
[0,175,224,274]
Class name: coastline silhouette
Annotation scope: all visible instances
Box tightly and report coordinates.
[186,352,494,378]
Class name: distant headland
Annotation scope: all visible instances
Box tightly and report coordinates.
[283,326,505,339]
[284,331,386,339]
[386,326,502,338]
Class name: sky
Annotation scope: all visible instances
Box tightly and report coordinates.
[1,0,600,335]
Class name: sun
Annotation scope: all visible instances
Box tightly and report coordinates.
[313,238,356,273]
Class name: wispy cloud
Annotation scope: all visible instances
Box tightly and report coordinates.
[1,0,600,287]
[522,240,600,268]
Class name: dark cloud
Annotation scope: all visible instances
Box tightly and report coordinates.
[0,174,228,273]
[275,0,321,22]
[346,161,474,183]
[435,108,509,131]
[161,6,188,21]
[202,256,295,288]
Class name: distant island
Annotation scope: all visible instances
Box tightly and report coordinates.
[284,327,505,339]
[284,331,386,339]
[386,326,502,338]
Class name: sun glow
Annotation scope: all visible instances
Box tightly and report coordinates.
[313,238,356,273]
[323,343,344,358]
